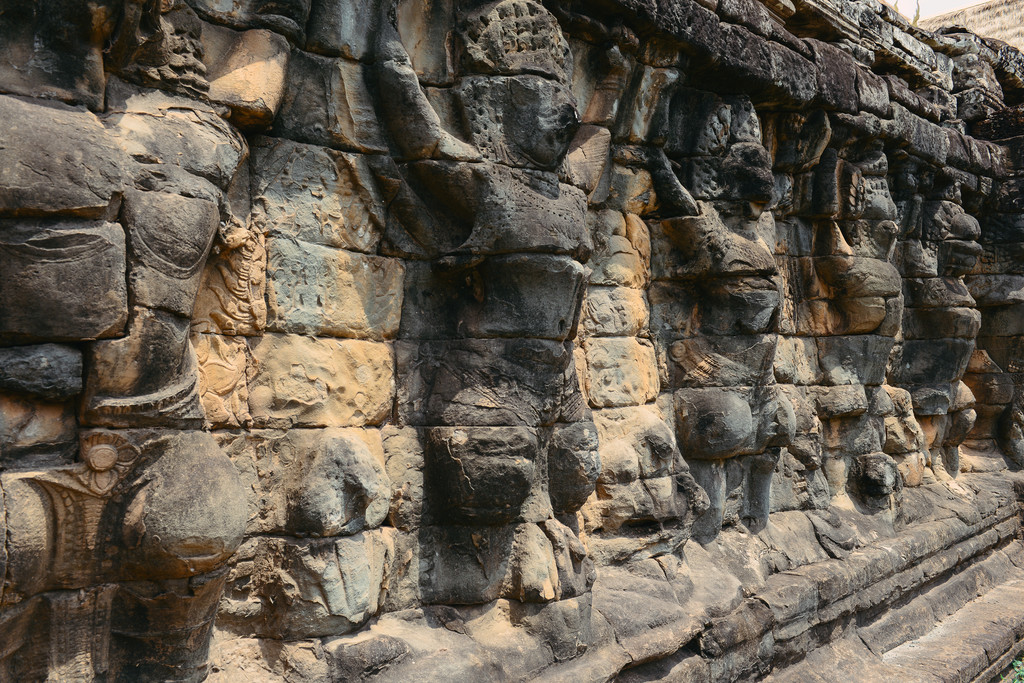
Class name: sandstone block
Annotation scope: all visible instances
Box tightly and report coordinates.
[187,0,311,43]
[397,339,575,427]
[774,336,823,385]
[306,0,384,59]
[548,421,601,514]
[0,345,82,401]
[0,95,125,218]
[0,395,77,463]
[451,254,587,341]
[584,338,659,408]
[815,335,892,386]
[404,161,590,258]
[904,307,982,340]
[105,106,247,192]
[425,426,545,525]
[0,220,127,344]
[419,524,515,604]
[675,387,775,460]
[217,427,390,536]
[272,50,388,153]
[892,339,975,385]
[116,430,248,581]
[223,529,396,639]
[965,274,1024,306]
[667,334,776,387]
[202,24,290,129]
[266,239,405,340]
[588,211,651,288]
[122,190,219,316]
[195,333,251,427]
[565,125,612,193]
[381,426,425,531]
[250,137,385,253]
[583,286,650,338]
[821,414,884,456]
[964,372,1014,406]
[0,6,108,109]
[247,334,394,428]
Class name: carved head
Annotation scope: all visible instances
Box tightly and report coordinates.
[924,199,983,277]
[457,0,579,170]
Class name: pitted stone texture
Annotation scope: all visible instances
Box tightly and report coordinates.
[266,239,405,340]
[247,334,395,428]
[250,137,386,253]
[217,428,390,537]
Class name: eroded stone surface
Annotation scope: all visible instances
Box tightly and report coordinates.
[4,0,1024,681]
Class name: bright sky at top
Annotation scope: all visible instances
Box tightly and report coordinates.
[890,0,996,19]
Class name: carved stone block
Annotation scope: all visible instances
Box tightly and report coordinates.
[247,333,394,428]
[266,238,405,340]
[0,220,127,344]
[201,23,290,129]
[583,338,659,409]
[217,427,390,536]
[222,529,396,638]
[272,50,388,153]
[250,136,385,253]
[0,96,125,217]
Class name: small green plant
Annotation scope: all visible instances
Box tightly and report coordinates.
[1002,657,1024,683]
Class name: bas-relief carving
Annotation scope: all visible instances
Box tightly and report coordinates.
[652,92,788,541]
[376,0,599,611]
[1,0,1024,679]
[0,2,247,679]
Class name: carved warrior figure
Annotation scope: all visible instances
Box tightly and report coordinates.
[0,1,246,679]
[892,163,984,482]
[651,92,790,540]
[376,0,599,607]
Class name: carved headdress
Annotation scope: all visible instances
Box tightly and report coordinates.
[461,0,572,82]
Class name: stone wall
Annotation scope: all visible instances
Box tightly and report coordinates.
[921,0,1024,53]
[1,0,1024,681]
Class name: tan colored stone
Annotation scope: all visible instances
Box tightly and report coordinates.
[216,427,388,536]
[565,125,612,193]
[201,24,290,128]
[893,451,927,487]
[250,137,386,253]
[582,286,649,338]
[588,211,651,288]
[0,395,76,459]
[774,336,823,385]
[194,333,251,428]
[584,338,659,408]
[396,0,457,84]
[606,165,659,215]
[247,334,394,428]
[266,239,405,340]
[381,426,424,532]
[192,227,268,336]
